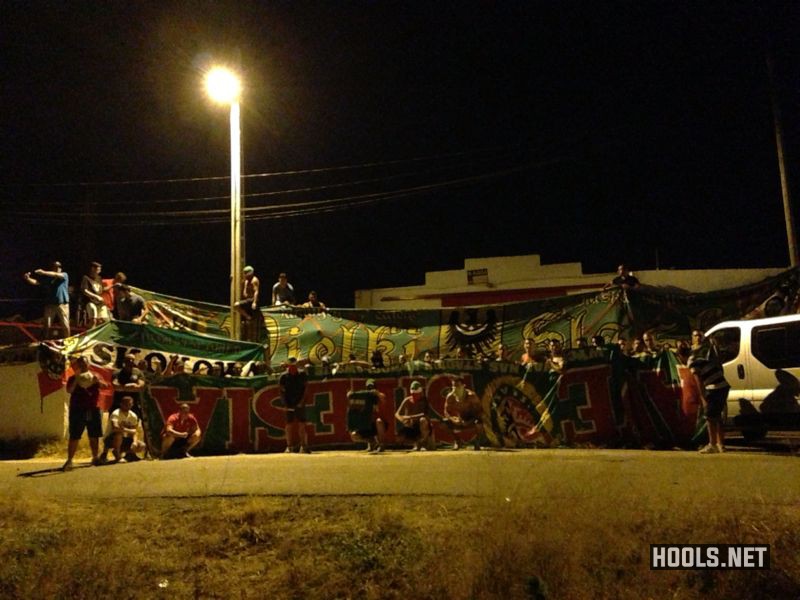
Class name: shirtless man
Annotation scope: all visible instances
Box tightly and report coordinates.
[394,381,432,451]
[235,266,261,321]
[443,375,484,450]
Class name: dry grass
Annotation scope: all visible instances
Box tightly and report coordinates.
[0,492,797,600]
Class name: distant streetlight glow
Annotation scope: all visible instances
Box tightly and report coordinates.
[206,65,244,340]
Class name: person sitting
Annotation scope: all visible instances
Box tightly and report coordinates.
[301,290,327,310]
[100,395,146,463]
[607,264,640,289]
[272,272,296,306]
[442,375,484,450]
[160,403,202,459]
[346,379,386,452]
[394,381,433,451]
[235,265,261,321]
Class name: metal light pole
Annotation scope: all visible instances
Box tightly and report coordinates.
[206,67,243,339]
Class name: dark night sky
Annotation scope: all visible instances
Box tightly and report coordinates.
[1,1,799,311]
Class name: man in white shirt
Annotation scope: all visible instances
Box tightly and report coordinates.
[101,395,146,463]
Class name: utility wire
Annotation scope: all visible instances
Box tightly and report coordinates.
[9,161,543,226]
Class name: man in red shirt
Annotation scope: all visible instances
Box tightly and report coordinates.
[160,403,202,459]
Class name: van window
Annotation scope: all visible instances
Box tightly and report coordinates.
[752,322,800,369]
[708,327,740,363]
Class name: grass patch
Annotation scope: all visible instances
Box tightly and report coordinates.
[0,493,797,599]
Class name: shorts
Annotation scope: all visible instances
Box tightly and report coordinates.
[444,414,481,431]
[87,302,111,321]
[398,423,422,440]
[69,408,103,440]
[704,387,728,421]
[236,298,258,318]
[103,435,133,451]
[285,405,307,423]
[44,303,70,330]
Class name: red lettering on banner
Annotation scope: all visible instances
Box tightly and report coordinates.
[149,386,221,435]
[637,370,693,442]
[253,384,284,451]
[225,387,255,452]
[557,365,617,443]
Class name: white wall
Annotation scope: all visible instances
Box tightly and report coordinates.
[355,254,786,309]
[0,362,66,439]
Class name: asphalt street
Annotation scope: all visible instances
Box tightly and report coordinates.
[3,445,798,507]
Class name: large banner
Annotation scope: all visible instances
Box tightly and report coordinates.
[138,351,704,454]
[37,320,268,386]
[134,268,800,367]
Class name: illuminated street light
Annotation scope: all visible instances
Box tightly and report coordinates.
[206,67,243,340]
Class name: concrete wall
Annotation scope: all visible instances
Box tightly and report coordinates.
[355,254,786,309]
[0,362,66,440]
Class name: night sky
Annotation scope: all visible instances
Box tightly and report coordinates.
[1,1,799,312]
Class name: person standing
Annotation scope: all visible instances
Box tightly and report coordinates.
[81,261,110,327]
[688,330,730,454]
[272,272,296,306]
[63,356,105,470]
[280,357,310,453]
[23,261,70,339]
[116,284,148,323]
[235,265,261,320]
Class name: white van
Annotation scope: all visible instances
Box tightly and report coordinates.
[705,314,800,440]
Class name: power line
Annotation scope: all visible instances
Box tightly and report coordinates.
[0,144,524,189]
[8,161,544,226]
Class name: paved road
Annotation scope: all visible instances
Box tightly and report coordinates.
[3,446,798,507]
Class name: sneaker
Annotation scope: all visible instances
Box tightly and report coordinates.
[412,443,421,451]
[98,455,109,465]
[375,445,384,453]
[419,446,427,452]
[365,443,373,452]
[118,458,127,464]
[183,450,194,458]
[91,457,103,466]
[453,440,462,450]
[299,446,311,454]
[61,460,73,472]
[698,444,719,454]
[125,454,141,462]
[284,447,293,454]
[716,444,725,454]
[472,441,481,451]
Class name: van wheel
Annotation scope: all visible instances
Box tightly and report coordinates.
[742,428,767,443]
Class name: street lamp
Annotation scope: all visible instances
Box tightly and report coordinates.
[206,66,243,340]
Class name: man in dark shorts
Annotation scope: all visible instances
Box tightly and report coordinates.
[688,330,730,454]
[235,265,261,320]
[280,357,310,453]
[443,375,485,450]
[160,403,202,459]
[394,380,433,451]
[347,379,386,452]
[63,356,106,470]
